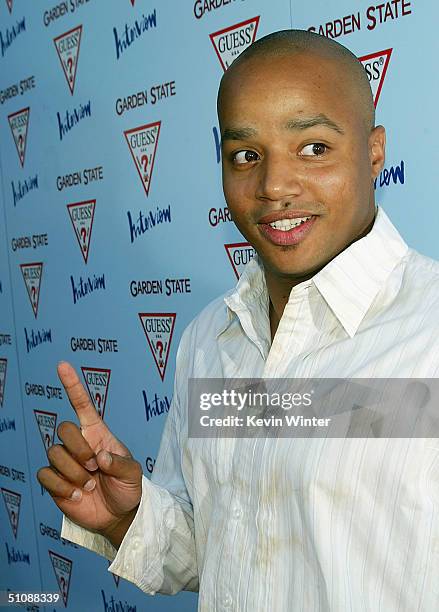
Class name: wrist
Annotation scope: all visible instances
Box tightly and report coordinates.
[102,505,140,550]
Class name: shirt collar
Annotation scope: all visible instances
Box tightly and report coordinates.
[218,207,409,339]
[217,255,267,338]
[312,206,408,337]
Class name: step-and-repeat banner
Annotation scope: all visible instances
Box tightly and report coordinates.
[0,1,435,610]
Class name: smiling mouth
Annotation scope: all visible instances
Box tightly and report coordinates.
[258,215,317,246]
[267,215,312,231]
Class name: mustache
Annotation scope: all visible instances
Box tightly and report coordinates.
[264,202,326,213]
[255,202,326,222]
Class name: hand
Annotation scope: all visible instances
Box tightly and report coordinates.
[37,362,143,546]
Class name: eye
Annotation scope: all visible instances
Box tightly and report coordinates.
[299,143,328,157]
[232,150,260,164]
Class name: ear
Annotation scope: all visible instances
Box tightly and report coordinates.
[369,125,386,179]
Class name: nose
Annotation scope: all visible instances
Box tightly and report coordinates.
[255,152,304,202]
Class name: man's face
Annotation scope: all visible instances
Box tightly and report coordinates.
[219,52,386,282]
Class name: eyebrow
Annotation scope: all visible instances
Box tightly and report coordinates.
[221,127,257,142]
[285,114,345,135]
[221,113,344,144]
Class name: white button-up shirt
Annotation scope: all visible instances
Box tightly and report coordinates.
[62,207,439,611]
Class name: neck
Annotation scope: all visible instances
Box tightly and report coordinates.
[267,272,312,342]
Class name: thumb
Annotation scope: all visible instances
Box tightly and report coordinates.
[96,449,142,485]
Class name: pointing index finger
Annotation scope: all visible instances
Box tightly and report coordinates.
[57,361,101,428]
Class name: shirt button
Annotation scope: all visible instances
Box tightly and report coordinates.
[122,560,134,577]
[223,593,233,608]
[132,538,140,550]
[233,507,242,519]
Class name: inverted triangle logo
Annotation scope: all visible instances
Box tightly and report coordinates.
[6,0,12,13]
[8,107,30,167]
[20,262,43,318]
[0,358,7,407]
[139,313,176,382]
[225,242,256,279]
[53,25,83,95]
[359,48,392,107]
[49,551,72,607]
[124,121,161,197]
[81,367,111,419]
[1,488,21,538]
[210,16,260,71]
[67,199,96,263]
[34,409,57,452]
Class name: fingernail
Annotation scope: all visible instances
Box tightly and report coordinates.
[70,489,82,501]
[100,451,112,466]
[83,479,96,492]
[84,458,98,471]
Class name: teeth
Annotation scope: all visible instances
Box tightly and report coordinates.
[268,216,312,231]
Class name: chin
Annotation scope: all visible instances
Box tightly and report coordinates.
[262,254,327,280]
[265,263,315,280]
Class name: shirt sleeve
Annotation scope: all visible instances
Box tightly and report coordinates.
[60,328,199,595]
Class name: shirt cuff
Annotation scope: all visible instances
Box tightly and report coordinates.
[107,475,164,594]
[61,515,118,562]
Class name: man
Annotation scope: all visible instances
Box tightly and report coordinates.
[38,30,439,610]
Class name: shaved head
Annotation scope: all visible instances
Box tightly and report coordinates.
[218,29,375,133]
